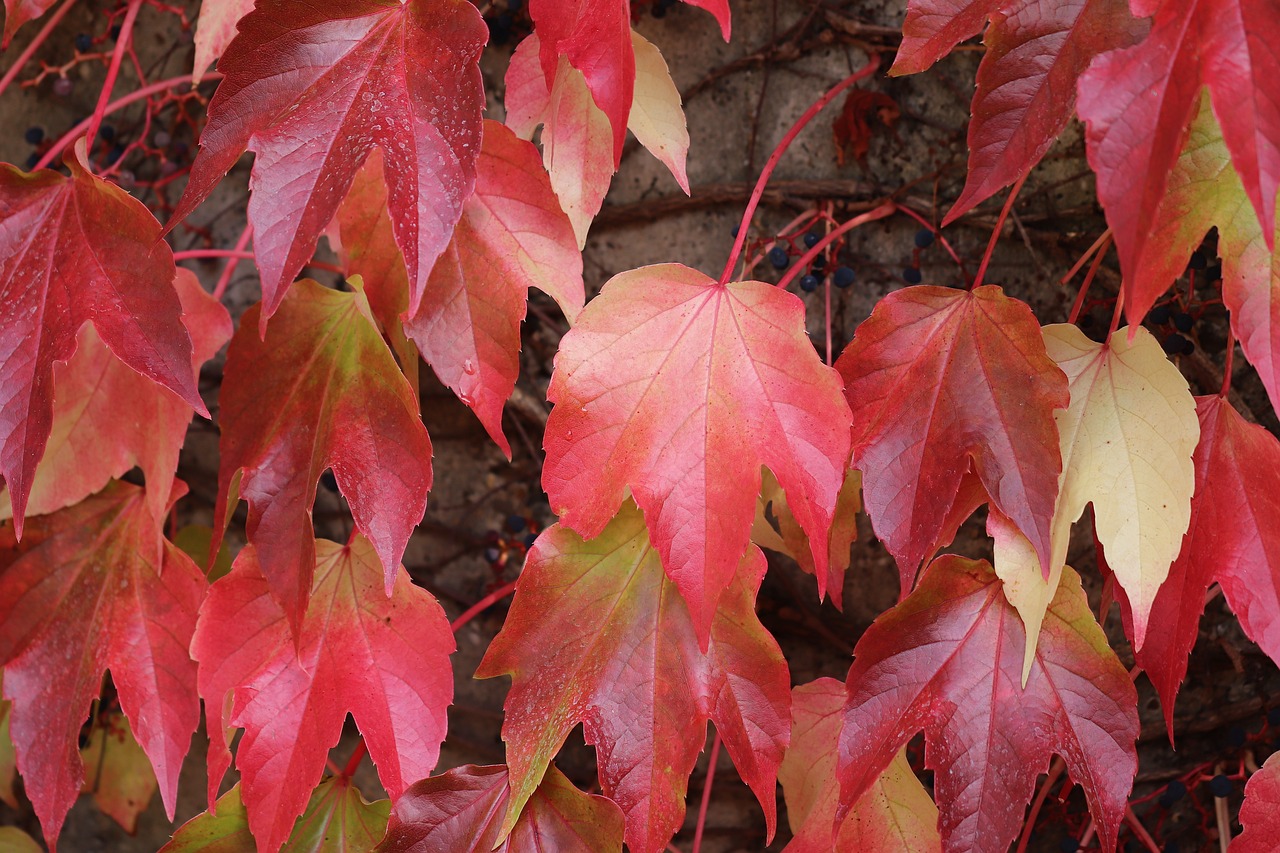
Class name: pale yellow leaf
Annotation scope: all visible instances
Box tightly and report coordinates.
[192,0,253,82]
[628,30,690,194]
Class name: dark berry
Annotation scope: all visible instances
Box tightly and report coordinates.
[914,228,936,248]
[319,470,339,492]
[1209,774,1233,798]
[23,126,43,145]
[74,33,92,52]
[152,130,172,149]
[768,246,790,270]
[1059,839,1079,853]
[52,77,74,97]
[903,267,923,284]
[23,152,39,171]
[799,274,820,293]
[1268,707,1280,726]
[811,254,826,270]
[172,140,189,158]
[1227,725,1247,748]
[107,145,125,165]
[803,232,820,249]
[109,24,121,40]
[523,532,538,548]
[1149,304,1172,324]
[1173,311,1194,332]
[730,224,740,237]
[506,514,527,534]
[99,123,115,142]
[833,266,856,288]
[1188,250,1208,270]
[1163,333,1191,355]
[483,546,503,564]
[1165,779,1187,802]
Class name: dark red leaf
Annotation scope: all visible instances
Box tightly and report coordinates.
[191,536,453,853]
[835,286,1068,593]
[837,556,1138,852]
[0,481,205,849]
[168,0,486,326]
[0,142,203,536]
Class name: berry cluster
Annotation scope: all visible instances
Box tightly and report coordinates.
[483,514,541,573]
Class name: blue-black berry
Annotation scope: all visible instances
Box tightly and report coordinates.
[23,152,39,170]
[1227,725,1247,748]
[506,514,527,534]
[109,24,121,40]
[484,546,503,564]
[1165,779,1187,802]
[23,126,43,145]
[811,254,826,270]
[99,123,115,142]
[1268,707,1280,726]
[833,266,856,288]
[803,232,820,249]
[903,266,923,284]
[319,470,339,492]
[799,274,820,293]
[523,532,537,547]
[1163,333,1190,354]
[1209,774,1233,798]
[768,246,790,270]
[1173,311,1194,332]
[1149,304,1172,324]
[74,33,92,52]
[914,228,935,248]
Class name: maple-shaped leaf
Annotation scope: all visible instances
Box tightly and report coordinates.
[1,269,229,525]
[779,678,941,853]
[191,536,453,853]
[0,141,203,537]
[0,481,206,849]
[80,710,159,834]
[752,468,861,607]
[944,0,1146,222]
[1234,752,1280,852]
[541,263,851,639]
[837,556,1138,853]
[161,779,389,852]
[1,0,54,45]
[191,0,253,81]
[213,279,431,629]
[401,119,584,454]
[378,764,624,853]
[1112,396,1280,733]
[1077,0,1280,323]
[476,503,791,853]
[835,285,1068,593]
[168,0,486,326]
[991,323,1198,668]
[506,30,690,246]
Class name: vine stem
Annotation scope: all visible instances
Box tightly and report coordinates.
[1060,229,1112,286]
[1221,325,1235,397]
[213,224,253,300]
[84,0,144,152]
[719,54,881,286]
[971,172,1028,290]
[173,249,254,261]
[775,201,897,291]
[450,579,518,633]
[0,0,79,103]
[1015,757,1064,853]
[36,72,223,170]
[690,731,721,853]
[1067,233,1112,324]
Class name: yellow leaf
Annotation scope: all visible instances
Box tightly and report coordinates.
[628,30,690,194]
[996,324,1198,675]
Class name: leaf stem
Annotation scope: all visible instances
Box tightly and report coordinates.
[173,249,254,262]
[213,224,253,300]
[1015,757,1064,853]
[84,0,144,153]
[1067,233,1112,325]
[340,740,367,780]
[1060,229,1112,286]
[690,730,721,853]
[1221,325,1235,397]
[775,201,897,291]
[36,72,223,170]
[719,55,881,286]
[0,0,79,103]
[971,173,1028,290]
[450,579,518,633]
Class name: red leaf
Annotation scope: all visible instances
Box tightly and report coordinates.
[378,764,624,852]
[213,280,431,630]
[1234,752,1280,852]
[0,142,203,537]
[541,264,851,639]
[1,0,54,45]
[168,0,486,326]
[679,0,731,39]
[528,0,634,162]
[891,0,1004,76]
[1,269,230,525]
[476,503,791,853]
[835,286,1068,592]
[837,556,1138,852]
[0,481,206,849]
[946,0,1146,222]
[402,120,584,455]
[191,536,454,853]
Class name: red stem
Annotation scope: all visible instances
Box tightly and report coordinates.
[1124,805,1161,853]
[1108,287,1126,338]
[775,201,897,291]
[971,173,1028,290]
[84,0,144,152]
[1015,758,1065,853]
[1060,229,1112,286]
[340,740,367,780]
[173,249,254,261]
[690,731,721,853]
[1067,234,1112,325]
[897,204,969,279]
[213,224,253,300]
[719,55,881,285]
[450,579,518,633]
[0,0,79,102]
[1221,324,1235,397]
